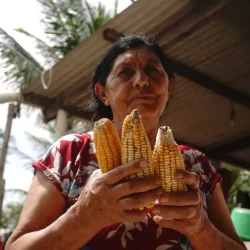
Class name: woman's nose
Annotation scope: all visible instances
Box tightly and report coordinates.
[133,71,149,88]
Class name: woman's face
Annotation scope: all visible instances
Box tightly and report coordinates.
[95,47,170,124]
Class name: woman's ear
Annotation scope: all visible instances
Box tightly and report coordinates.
[94,82,110,106]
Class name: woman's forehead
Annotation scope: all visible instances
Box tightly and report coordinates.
[113,47,161,67]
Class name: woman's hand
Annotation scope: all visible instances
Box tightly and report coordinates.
[76,160,162,231]
[152,170,206,237]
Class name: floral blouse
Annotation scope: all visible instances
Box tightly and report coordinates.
[33,132,221,250]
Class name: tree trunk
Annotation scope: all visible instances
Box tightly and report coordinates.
[0,104,16,221]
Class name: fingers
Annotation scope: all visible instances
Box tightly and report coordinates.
[112,176,161,198]
[174,170,200,190]
[153,216,191,230]
[152,205,198,220]
[158,191,201,206]
[105,160,149,185]
[122,209,148,222]
[118,188,163,210]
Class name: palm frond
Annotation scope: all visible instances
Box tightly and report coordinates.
[15,28,59,66]
[84,0,112,34]
[84,0,96,34]
[0,28,43,89]
[37,0,89,56]
[23,125,54,157]
[26,132,53,151]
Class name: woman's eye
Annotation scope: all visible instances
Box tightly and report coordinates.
[145,65,159,75]
[119,68,134,76]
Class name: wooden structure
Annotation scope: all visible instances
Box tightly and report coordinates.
[20,0,250,169]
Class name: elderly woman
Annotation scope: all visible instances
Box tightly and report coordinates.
[6,35,246,250]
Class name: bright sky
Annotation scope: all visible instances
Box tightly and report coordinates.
[0,0,132,205]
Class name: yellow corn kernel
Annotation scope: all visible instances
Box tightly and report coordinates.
[94,118,122,173]
[121,109,154,209]
[153,126,188,192]
[121,109,154,178]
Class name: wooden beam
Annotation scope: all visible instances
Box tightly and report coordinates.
[206,134,250,155]
[176,138,250,170]
[23,93,93,122]
[168,58,250,109]
[217,155,250,170]
[22,93,55,109]
[63,107,93,121]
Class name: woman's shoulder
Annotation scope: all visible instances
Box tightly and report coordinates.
[33,132,95,173]
[57,132,93,144]
[178,145,205,163]
[51,132,94,153]
[178,144,216,176]
[179,144,222,197]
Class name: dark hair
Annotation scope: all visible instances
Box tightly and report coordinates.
[90,35,174,121]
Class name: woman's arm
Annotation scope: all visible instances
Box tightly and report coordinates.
[6,159,162,250]
[5,172,100,250]
[187,184,246,250]
[152,170,246,250]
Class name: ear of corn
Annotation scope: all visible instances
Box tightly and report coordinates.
[121,109,154,209]
[93,118,122,173]
[153,126,188,192]
[121,109,154,179]
[94,111,187,211]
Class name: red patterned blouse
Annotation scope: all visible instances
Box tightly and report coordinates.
[33,132,221,250]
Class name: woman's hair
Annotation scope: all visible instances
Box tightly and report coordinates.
[90,35,174,121]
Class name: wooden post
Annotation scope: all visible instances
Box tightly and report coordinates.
[0,104,16,221]
[55,109,68,140]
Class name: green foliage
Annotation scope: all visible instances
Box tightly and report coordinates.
[33,0,115,57]
[0,203,23,230]
[15,27,59,65]
[223,164,250,211]
[1,0,118,89]
[84,1,112,34]
[36,0,88,57]
[0,189,27,230]
[0,28,43,90]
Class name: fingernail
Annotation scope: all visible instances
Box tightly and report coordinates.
[152,208,160,214]
[155,199,160,204]
[140,160,148,168]
[160,194,168,203]
[156,178,162,185]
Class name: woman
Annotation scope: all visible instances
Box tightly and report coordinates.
[6,35,246,250]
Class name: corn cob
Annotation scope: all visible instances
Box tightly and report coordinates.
[121,109,154,179]
[121,109,155,209]
[93,118,122,173]
[153,126,188,192]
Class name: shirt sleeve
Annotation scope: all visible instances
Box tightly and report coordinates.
[198,152,222,196]
[32,134,86,199]
[180,145,222,197]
